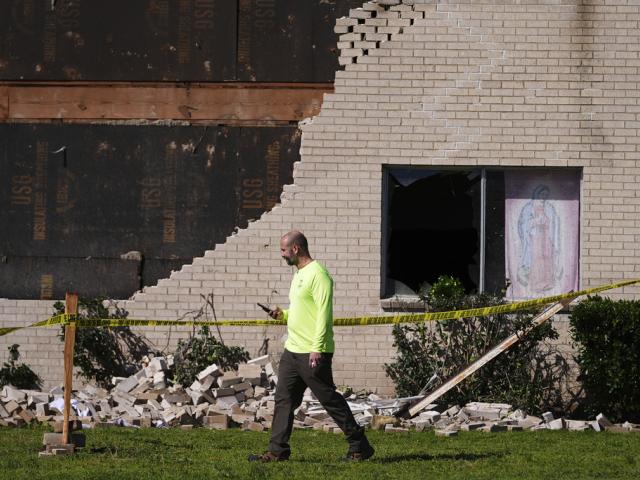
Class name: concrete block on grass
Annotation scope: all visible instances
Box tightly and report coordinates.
[203,414,229,430]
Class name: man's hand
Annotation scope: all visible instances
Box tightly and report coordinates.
[309,352,321,368]
[269,306,283,320]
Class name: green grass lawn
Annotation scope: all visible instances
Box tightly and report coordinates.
[1,425,638,480]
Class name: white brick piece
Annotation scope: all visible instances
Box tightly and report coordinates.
[349,9,373,20]
[390,3,412,11]
[354,41,378,50]
[336,17,358,27]
[362,2,385,12]
[341,48,364,57]
[1,386,26,403]
[547,418,566,430]
[542,411,555,423]
[353,25,377,34]
[148,357,167,373]
[153,372,166,389]
[340,33,364,42]
[365,33,390,42]
[197,364,221,381]
[217,372,243,388]
[114,376,139,394]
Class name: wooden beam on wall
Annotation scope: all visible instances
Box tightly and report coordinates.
[0,82,332,124]
[0,86,8,119]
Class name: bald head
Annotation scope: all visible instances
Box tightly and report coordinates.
[280,230,311,267]
[282,230,309,254]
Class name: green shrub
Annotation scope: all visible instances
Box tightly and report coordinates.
[55,298,156,389]
[570,295,640,422]
[420,274,466,311]
[385,276,570,413]
[169,326,250,386]
[0,344,42,390]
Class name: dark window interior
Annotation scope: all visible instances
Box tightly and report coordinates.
[385,169,482,296]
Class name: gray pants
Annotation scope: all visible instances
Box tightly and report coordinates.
[268,349,370,458]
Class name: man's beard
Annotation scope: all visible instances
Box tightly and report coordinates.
[284,256,296,266]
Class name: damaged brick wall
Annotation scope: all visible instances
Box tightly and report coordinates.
[3,0,640,395]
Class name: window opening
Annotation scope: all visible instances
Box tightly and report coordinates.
[384,168,481,296]
[383,167,580,300]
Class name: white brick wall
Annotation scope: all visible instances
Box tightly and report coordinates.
[3,0,640,396]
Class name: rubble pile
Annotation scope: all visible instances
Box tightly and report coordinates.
[1,355,639,435]
[399,403,640,436]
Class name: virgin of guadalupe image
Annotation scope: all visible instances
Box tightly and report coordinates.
[516,184,562,293]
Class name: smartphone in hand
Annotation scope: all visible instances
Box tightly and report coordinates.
[257,302,271,313]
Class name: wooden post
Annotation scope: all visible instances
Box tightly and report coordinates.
[407,296,577,417]
[62,293,78,446]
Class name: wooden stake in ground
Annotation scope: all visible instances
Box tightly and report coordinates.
[407,296,577,418]
[62,293,78,445]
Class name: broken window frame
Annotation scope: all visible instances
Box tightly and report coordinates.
[381,166,583,300]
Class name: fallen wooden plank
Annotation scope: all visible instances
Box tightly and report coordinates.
[408,296,577,417]
[3,82,331,122]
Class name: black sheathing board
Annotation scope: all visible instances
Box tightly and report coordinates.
[0,123,299,298]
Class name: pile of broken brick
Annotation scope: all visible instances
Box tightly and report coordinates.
[1,354,639,436]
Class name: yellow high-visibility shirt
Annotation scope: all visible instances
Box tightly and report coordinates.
[282,261,334,353]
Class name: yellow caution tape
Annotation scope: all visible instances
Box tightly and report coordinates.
[0,327,21,337]
[1,278,639,336]
[0,316,68,337]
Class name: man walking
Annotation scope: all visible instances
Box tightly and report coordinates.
[249,230,374,462]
